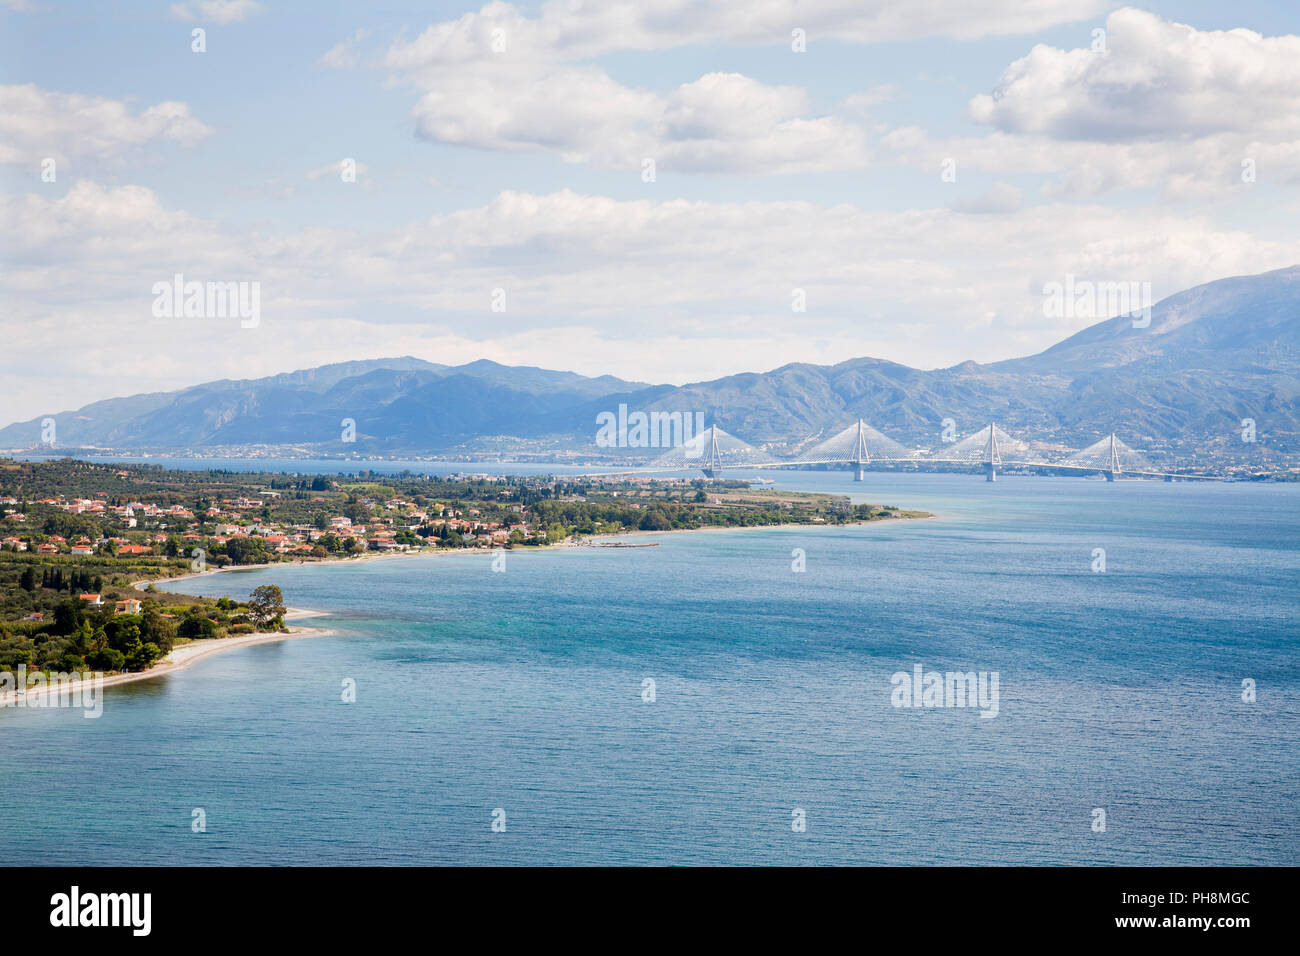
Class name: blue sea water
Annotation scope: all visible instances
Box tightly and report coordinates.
[2,473,1296,865]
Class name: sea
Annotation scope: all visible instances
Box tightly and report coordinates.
[2,469,1296,865]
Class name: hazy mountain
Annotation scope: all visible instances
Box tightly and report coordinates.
[2,267,1297,460]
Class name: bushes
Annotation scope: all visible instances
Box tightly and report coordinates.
[178,612,219,641]
[126,642,162,671]
[638,509,672,531]
[56,652,87,672]
[87,647,126,671]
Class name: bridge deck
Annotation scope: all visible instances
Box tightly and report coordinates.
[584,458,1220,480]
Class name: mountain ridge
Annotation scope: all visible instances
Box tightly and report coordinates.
[4,267,1297,462]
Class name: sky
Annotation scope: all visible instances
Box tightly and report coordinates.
[2,0,1299,425]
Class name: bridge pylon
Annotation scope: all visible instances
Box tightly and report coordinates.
[701,426,722,479]
[1104,433,1121,481]
[852,419,870,481]
[984,421,1001,482]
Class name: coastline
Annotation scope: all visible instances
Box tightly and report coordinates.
[135,511,934,591]
[4,512,930,710]
[587,514,937,540]
[140,511,935,593]
[0,609,333,708]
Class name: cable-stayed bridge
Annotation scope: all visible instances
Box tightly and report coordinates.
[650,425,783,478]
[799,419,911,480]
[637,421,1219,481]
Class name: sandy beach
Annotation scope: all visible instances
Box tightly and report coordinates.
[0,608,333,708]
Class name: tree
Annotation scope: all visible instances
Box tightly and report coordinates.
[639,509,672,531]
[87,647,125,671]
[127,642,162,671]
[247,585,286,629]
[53,598,82,636]
[178,612,218,640]
[224,537,267,565]
[140,607,177,654]
[104,616,141,653]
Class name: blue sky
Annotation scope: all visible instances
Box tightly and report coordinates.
[2,0,1299,425]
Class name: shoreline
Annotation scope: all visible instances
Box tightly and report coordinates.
[588,515,937,539]
[5,514,929,710]
[137,511,934,591]
[0,609,333,708]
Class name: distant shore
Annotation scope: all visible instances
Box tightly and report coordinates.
[139,511,935,591]
[135,512,931,591]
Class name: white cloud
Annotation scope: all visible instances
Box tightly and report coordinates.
[951,181,1023,214]
[387,1,1103,65]
[168,0,262,24]
[873,10,1300,198]
[4,180,1298,423]
[839,85,901,117]
[405,66,870,173]
[0,84,211,168]
[380,0,1101,174]
[970,8,1300,142]
[318,28,367,69]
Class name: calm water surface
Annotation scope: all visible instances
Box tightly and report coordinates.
[2,473,1296,865]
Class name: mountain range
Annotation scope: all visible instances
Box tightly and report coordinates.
[4,267,1297,464]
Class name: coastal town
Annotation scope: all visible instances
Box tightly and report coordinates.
[0,475,544,563]
[0,458,927,637]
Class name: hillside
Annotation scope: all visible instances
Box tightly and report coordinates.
[3,267,1297,462]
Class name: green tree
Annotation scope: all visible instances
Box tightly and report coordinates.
[87,647,125,671]
[178,612,219,640]
[104,615,141,653]
[140,607,177,654]
[224,537,268,565]
[126,641,162,671]
[247,585,286,630]
[53,598,82,636]
[638,509,672,531]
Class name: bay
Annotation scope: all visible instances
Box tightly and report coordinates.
[2,473,1295,865]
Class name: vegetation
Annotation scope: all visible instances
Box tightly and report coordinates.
[0,590,283,676]
[0,458,928,679]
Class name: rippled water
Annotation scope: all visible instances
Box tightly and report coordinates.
[2,474,1296,865]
